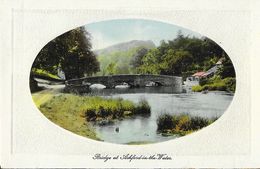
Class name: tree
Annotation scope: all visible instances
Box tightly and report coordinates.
[106,62,117,75]
[138,48,161,74]
[161,49,192,76]
[32,27,100,80]
[136,30,234,78]
[217,55,236,78]
[130,48,148,69]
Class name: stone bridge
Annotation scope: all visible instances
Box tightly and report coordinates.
[65,74,182,93]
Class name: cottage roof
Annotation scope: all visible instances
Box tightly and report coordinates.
[192,71,206,77]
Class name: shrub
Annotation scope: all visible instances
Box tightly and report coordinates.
[192,85,203,92]
[156,114,175,131]
[199,77,208,86]
[204,81,226,91]
[189,116,211,130]
[175,114,191,130]
[85,109,96,121]
[156,113,216,135]
[98,106,109,117]
[192,76,236,93]
[207,75,222,84]
[134,98,151,115]
[223,77,236,92]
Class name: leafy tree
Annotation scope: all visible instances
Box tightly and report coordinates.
[106,62,117,75]
[161,49,192,76]
[136,31,234,78]
[32,27,100,80]
[130,48,148,69]
[138,48,161,74]
[217,56,236,78]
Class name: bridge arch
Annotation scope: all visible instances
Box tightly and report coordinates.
[145,81,163,87]
[64,74,182,92]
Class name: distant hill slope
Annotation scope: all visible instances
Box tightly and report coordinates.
[94,40,156,75]
[94,40,155,56]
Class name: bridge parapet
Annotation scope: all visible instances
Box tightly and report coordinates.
[65,74,182,93]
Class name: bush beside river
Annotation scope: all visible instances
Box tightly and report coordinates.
[156,113,216,136]
[192,76,236,93]
[83,97,151,124]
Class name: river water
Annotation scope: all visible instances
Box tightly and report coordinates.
[87,86,234,144]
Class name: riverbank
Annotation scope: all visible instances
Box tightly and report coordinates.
[156,114,216,136]
[32,92,151,141]
[192,77,236,93]
[32,92,99,140]
[84,96,151,125]
[31,87,233,144]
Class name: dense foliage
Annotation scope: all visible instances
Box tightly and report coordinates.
[32,28,235,85]
[96,32,235,80]
[136,33,235,78]
[32,27,100,80]
[192,76,236,92]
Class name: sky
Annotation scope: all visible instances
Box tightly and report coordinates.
[85,19,202,50]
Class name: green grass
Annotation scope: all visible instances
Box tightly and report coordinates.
[33,93,151,140]
[32,90,55,107]
[35,94,99,140]
[192,76,236,93]
[84,96,151,122]
[32,68,61,80]
[191,85,204,92]
[156,113,216,136]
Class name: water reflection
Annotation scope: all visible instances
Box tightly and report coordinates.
[88,86,182,96]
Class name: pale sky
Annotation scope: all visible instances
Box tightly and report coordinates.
[85,19,202,50]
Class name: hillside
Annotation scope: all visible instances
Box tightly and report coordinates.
[95,40,156,75]
[94,40,155,56]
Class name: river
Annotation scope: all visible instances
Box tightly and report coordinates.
[87,86,234,144]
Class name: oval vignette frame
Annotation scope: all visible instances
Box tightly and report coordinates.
[29,19,236,145]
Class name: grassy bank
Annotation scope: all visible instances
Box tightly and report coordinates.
[33,93,150,140]
[84,97,150,124]
[156,113,216,136]
[32,68,61,80]
[192,76,236,93]
[34,94,99,140]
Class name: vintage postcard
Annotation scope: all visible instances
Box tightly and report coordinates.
[1,0,260,168]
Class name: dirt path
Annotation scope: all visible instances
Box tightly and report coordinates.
[32,84,65,107]
[32,90,55,107]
